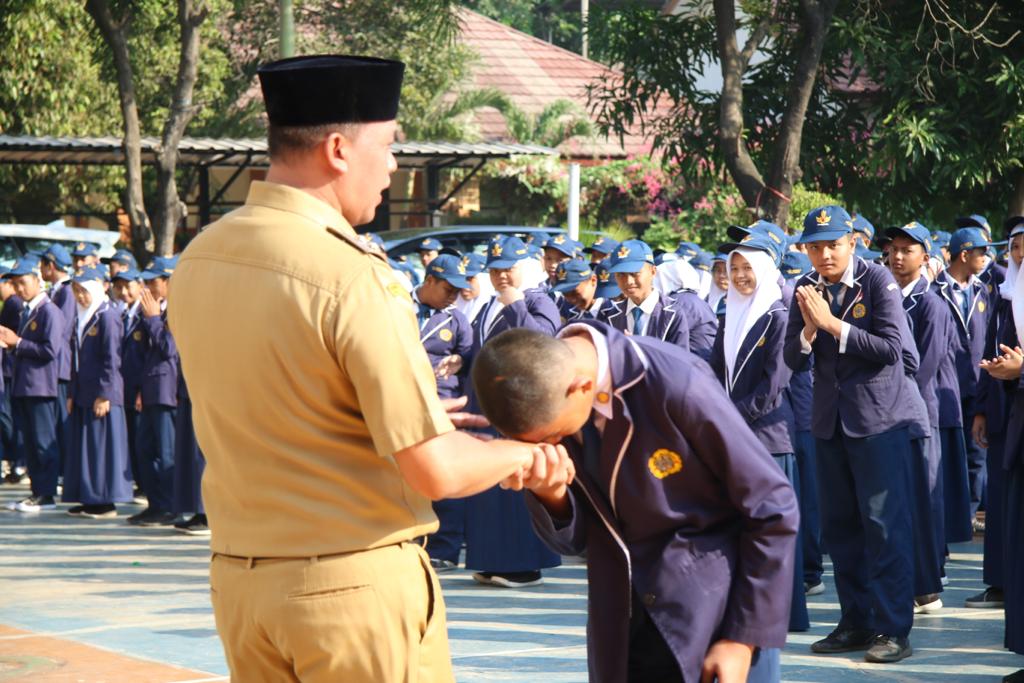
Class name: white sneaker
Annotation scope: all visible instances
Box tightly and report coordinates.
[13,496,57,513]
[914,595,943,614]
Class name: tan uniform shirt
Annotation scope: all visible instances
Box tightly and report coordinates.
[168,181,453,557]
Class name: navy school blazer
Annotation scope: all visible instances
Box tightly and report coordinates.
[11,297,62,399]
[975,295,1020,436]
[120,304,147,404]
[49,280,76,383]
[931,270,990,399]
[0,294,21,382]
[139,310,179,408]
[471,288,561,351]
[71,303,124,406]
[418,306,473,399]
[667,289,718,361]
[784,257,920,440]
[904,277,962,429]
[709,300,794,454]
[596,291,690,352]
[526,321,798,683]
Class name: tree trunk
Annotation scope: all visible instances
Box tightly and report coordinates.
[85,0,153,255]
[152,0,209,256]
[761,0,838,229]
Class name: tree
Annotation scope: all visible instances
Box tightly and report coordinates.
[503,99,596,148]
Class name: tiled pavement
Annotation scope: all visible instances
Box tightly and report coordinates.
[0,483,1020,682]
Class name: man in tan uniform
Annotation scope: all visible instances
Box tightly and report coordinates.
[168,55,573,682]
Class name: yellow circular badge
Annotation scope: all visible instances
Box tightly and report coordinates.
[87,327,99,337]
[132,330,143,341]
[648,449,683,480]
[756,336,766,347]
[439,328,453,342]
[852,303,867,319]
[29,321,37,331]
[978,301,986,313]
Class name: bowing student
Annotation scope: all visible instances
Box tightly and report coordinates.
[413,254,474,570]
[785,206,919,663]
[598,240,691,352]
[471,324,798,683]
[128,257,180,528]
[932,226,994,533]
[886,222,959,613]
[968,217,1024,611]
[63,266,131,518]
[112,268,145,498]
[0,258,65,513]
[709,235,808,632]
[463,235,562,588]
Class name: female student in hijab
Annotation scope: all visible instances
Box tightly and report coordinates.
[708,251,729,317]
[651,254,719,360]
[63,266,131,518]
[709,234,809,633]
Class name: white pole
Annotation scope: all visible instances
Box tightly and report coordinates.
[581,0,589,59]
[568,162,581,241]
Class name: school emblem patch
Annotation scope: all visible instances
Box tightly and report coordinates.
[87,327,99,337]
[756,336,766,347]
[132,331,143,341]
[978,300,986,313]
[852,303,867,319]
[29,321,37,331]
[648,449,683,480]
[439,328,453,342]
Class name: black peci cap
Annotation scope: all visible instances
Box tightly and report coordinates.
[257,55,405,126]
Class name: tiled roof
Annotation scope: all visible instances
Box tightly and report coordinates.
[457,8,665,158]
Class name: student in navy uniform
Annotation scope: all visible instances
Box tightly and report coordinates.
[653,254,719,359]
[39,244,75,469]
[785,205,918,663]
[552,259,606,321]
[968,217,1024,611]
[453,252,491,325]
[0,257,64,513]
[598,239,691,352]
[710,234,809,633]
[172,374,208,536]
[851,214,875,251]
[62,266,131,519]
[464,235,562,587]
[932,226,994,532]
[541,234,578,285]
[956,214,1006,295]
[417,237,441,269]
[471,324,798,683]
[887,222,958,614]
[689,250,714,299]
[112,268,146,499]
[104,249,137,282]
[0,272,24,483]
[708,250,730,315]
[70,242,100,271]
[584,235,619,265]
[412,254,474,570]
[128,257,180,527]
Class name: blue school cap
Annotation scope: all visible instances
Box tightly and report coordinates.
[594,262,621,298]
[542,233,579,258]
[486,236,530,269]
[955,214,991,234]
[107,249,138,268]
[851,214,875,241]
[674,241,700,259]
[417,237,442,252]
[608,239,655,274]
[781,251,812,279]
[4,256,41,278]
[585,235,620,255]
[41,243,72,269]
[71,241,99,258]
[799,206,854,243]
[884,222,932,251]
[711,250,728,263]
[727,219,786,263]
[948,227,994,255]
[424,254,471,290]
[1004,216,1024,238]
[140,256,176,280]
[112,267,143,282]
[720,232,780,260]
[689,251,713,272]
[71,265,106,284]
[930,230,951,246]
[552,258,595,293]
[462,252,487,277]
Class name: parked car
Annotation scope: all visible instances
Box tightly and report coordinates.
[0,220,121,268]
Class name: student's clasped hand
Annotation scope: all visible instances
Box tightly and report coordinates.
[979,344,1024,381]
[795,285,840,340]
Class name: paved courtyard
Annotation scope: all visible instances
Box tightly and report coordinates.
[0,482,1020,682]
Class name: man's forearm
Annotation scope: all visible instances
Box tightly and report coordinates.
[395,430,531,500]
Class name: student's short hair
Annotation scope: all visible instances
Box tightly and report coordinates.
[267,122,365,161]
[471,328,574,436]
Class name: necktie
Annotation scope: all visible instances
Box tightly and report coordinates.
[418,303,432,327]
[827,283,845,316]
[18,304,30,333]
[957,284,971,321]
[631,306,643,335]
[580,421,603,483]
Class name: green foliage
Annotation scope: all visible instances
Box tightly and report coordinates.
[790,185,844,228]
[503,99,595,148]
[460,0,582,52]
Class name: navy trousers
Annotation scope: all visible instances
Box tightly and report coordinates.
[983,434,1005,589]
[12,397,60,498]
[773,452,809,632]
[56,379,69,475]
[794,430,823,586]
[963,397,987,516]
[124,405,141,486]
[910,435,943,597]
[427,498,465,564]
[136,405,176,512]
[816,426,914,638]
[940,426,973,542]
[0,388,20,467]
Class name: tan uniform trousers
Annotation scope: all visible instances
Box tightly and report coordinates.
[210,542,454,683]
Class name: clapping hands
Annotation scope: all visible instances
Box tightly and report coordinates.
[979,344,1024,381]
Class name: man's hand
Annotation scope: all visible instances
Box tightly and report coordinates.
[981,344,1024,381]
[496,285,525,306]
[435,354,463,379]
[796,285,841,339]
[972,414,989,449]
[440,395,489,430]
[701,639,754,683]
[139,287,161,318]
[93,398,111,419]
[0,325,20,348]
[500,443,575,495]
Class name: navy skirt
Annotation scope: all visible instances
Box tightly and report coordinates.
[62,404,132,505]
[172,393,205,514]
[773,452,809,632]
[1005,462,1024,654]
[464,486,562,572]
[910,434,943,596]
[939,426,973,543]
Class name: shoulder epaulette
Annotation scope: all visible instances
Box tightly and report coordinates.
[325,227,388,263]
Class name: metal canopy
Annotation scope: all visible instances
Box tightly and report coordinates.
[0,135,556,169]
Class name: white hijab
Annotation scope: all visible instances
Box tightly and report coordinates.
[75,279,108,343]
[696,269,712,299]
[1009,233,1024,344]
[723,247,782,384]
[520,257,549,291]
[455,272,494,323]
[999,230,1023,301]
[654,258,701,295]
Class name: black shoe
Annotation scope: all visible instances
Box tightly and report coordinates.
[4,471,27,484]
[864,635,912,663]
[127,507,154,525]
[965,587,1004,608]
[1004,669,1024,682]
[137,510,177,527]
[67,505,86,517]
[173,513,210,536]
[80,504,117,519]
[473,570,543,588]
[810,628,876,654]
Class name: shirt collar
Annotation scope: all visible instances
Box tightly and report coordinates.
[901,277,923,298]
[626,290,659,316]
[25,291,48,312]
[816,255,857,289]
[557,323,614,422]
[245,180,355,236]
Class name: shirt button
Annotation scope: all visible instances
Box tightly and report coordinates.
[643,593,656,607]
